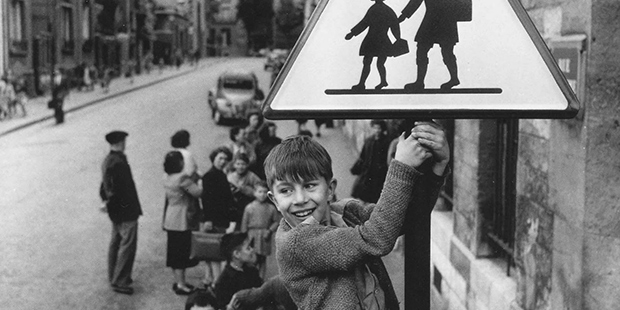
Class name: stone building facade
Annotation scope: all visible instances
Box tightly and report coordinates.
[342,0,620,309]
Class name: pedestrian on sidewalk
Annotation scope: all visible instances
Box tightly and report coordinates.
[99,131,143,295]
[0,77,16,119]
[200,147,236,287]
[163,150,203,295]
[50,70,69,124]
[0,78,9,120]
[11,77,28,117]
[101,67,112,93]
[350,119,391,203]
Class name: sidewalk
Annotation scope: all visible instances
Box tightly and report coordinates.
[0,59,225,138]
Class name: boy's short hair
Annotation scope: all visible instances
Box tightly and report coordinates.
[209,146,232,163]
[171,129,190,148]
[254,180,268,190]
[185,289,216,310]
[232,152,250,164]
[263,135,333,189]
[164,151,184,174]
[220,232,248,261]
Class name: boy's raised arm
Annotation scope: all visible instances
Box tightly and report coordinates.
[279,134,437,272]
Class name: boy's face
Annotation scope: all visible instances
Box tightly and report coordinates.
[233,159,248,174]
[269,176,337,228]
[254,186,269,202]
[234,239,257,265]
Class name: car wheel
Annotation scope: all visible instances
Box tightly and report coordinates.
[214,110,223,125]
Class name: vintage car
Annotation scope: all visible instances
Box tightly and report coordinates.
[208,70,265,124]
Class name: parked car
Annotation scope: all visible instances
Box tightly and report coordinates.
[208,70,265,125]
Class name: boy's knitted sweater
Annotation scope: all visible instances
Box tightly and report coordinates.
[275,160,446,310]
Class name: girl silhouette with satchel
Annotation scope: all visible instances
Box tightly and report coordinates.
[346,0,404,90]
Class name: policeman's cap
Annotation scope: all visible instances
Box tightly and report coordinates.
[105,130,128,144]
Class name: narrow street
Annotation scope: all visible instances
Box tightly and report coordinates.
[0,58,405,309]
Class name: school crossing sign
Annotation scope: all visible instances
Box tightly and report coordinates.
[262,0,580,119]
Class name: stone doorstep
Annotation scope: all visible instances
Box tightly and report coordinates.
[431,211,517,310]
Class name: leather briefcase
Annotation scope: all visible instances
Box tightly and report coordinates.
[190,231,225,261]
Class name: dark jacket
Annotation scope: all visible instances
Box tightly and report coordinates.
[253,136,282,180]
[350,134,390,203]
[214,264,263,309]
[234,276,297,310]
[100,151,142,223]
[52,77,70,101]
[201,167,236,228]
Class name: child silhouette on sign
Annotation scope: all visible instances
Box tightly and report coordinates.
[398,0,471,91]
[346,0,401,91]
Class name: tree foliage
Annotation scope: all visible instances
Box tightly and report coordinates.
[237,0,274,48]
[275,0,304,48]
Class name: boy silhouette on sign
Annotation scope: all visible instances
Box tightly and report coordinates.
[398,0,472,91]
[346,0,402,91]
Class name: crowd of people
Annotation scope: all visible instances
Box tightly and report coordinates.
[159,112,289,309]
[100,115,451,310]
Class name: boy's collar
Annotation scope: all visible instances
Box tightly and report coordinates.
[298,204,347,228]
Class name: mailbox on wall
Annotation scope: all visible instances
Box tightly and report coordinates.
[548,34,587,106]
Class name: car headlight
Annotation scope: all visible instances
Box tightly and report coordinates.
[216,98,231,107]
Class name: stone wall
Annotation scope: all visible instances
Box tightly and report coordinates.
[582,0,620,308]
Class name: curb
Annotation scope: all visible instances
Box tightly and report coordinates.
[0,59,228,138]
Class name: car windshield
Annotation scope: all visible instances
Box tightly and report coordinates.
[223,78,254,90]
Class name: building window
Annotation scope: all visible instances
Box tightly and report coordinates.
[82,0,94,53]
[486,118,518,275]
[8,0,27,54]
[221,28,231,46]
[82,1,91,40]
[61,5,75,54]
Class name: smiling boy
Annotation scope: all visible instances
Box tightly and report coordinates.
[265,121,449,310]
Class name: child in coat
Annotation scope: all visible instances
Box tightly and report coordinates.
[227,153,262,228]
[240,181,280,278]
[214,232,262,309]
[264,121,450,309]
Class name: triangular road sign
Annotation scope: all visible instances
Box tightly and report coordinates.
[262,0,580,119]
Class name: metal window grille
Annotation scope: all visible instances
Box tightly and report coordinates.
[487,118,518,276]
